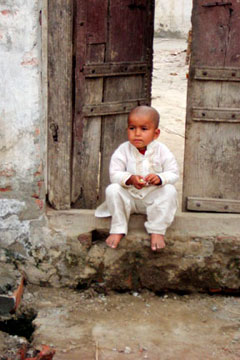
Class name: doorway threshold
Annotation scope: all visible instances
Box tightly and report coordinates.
[46,206,240,238]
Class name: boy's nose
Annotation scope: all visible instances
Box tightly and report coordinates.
[135,128,141,136]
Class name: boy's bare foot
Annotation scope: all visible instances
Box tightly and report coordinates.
[106,234,124,249]
[151,234,165,251]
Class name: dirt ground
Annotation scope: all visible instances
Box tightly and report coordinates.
[1,39,240,360]
[20,286,240,360]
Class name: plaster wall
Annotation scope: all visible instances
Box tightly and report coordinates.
[154,0,192,38]
[0,0,45,258]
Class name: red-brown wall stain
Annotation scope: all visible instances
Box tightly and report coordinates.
[0,186,12,192]
[35,199,44,210]
[21,57,38,66]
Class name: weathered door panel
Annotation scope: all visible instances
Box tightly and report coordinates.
[108,0,148,62]
[48,0,73,210]
[99,115,127,202]
[72,0,154,208]
[183,0,240,213]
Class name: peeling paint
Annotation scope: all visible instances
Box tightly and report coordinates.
[21,56,38,67]
[0,199,25,217]
[34,162,43,177]
[0,168,16,177]
[1,10,13,16]
[35,199,44,210]
[0,186,12,192]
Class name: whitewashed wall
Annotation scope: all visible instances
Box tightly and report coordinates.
[0,0,45,258]
[154,0,192,38]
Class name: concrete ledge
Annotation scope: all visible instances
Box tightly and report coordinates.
[47,207,240,238]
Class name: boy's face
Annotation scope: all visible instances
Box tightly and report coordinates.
[127,113,160,150]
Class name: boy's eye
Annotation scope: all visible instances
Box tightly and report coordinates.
[129,126,135,130]
[142,127,148,131]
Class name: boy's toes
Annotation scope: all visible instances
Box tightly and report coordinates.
[151,242,157,251]
[106,234,123,249]
[151,234,165,251]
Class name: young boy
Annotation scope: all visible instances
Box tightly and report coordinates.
[95,105,179,251]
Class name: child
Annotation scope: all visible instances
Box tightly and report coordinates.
[95,105,179,251]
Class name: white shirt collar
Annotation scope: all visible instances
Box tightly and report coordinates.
[129,140,157,156]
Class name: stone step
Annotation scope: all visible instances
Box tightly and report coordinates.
[24,208,240,293]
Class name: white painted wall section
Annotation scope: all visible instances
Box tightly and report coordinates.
[155,0,192,38]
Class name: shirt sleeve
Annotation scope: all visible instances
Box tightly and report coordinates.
[156,145,179,186]
[109,145,132,187]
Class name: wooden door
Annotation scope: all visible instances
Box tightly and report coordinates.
[183,0,240,213]
[72,0,154,208]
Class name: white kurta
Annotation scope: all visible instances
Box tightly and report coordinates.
[95,140,179,234]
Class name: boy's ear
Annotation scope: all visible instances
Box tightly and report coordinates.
[154,128,160,138]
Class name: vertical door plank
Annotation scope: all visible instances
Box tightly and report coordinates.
[72,117,101,208]
[99,115,128,203]
[191,1,240,67]
[48,0,73,209]
[72,0,87,203]
[108,0,148,62]
[86,0,108,45]
[72,0,108,205]
[104,75,145,101]
[73,78,103,208]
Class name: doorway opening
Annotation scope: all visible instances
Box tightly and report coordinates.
[151,38,189,209]
[152,1,192,209]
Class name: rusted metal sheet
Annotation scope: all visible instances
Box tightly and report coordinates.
[72,0,154,208]
[183,0,240,213]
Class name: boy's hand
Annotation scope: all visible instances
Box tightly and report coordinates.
[126,175,147,189]
[145,174,162,186]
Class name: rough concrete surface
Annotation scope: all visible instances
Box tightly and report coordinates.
[1,286,240,359]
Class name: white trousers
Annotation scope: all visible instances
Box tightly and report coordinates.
[105,183,178,235]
